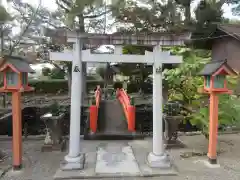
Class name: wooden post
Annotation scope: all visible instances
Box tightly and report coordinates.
[12,91,22,170]
[207,92,219,164]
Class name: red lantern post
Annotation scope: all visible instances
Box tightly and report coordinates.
[198,60,237,164]
[0,55,34,170]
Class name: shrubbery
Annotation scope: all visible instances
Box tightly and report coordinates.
[28,79,104,94]
[29,79,68,93]
[28,79,149,94]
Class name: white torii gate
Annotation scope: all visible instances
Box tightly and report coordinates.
[50,38,182,170]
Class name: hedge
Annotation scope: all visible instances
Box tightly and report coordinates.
[28,79,104,94]
[25,79,152,94]
[127,82,153,94]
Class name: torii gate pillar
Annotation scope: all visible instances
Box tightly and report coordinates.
[63,37,85,170]
[147,46,170,168]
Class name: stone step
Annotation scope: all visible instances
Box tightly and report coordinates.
[84,132,144,140]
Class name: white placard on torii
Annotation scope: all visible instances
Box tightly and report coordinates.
[49,46,182,64]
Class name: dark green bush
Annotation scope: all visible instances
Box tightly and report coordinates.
[114,82,123,89]
[42,67,51,76]
[28,79,104,94]
[29,79,68,93]
[127,82,140,93]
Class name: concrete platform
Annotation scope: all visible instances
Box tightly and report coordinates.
[54,164,177,179]
[95,144,140,175]
[54,143,177,179]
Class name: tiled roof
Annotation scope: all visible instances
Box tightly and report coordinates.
[198,60,226,75]
[198,59,237,76]
[3,55,34,73]
[218,24,240,41]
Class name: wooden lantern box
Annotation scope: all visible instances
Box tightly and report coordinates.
[0,55,34,92]
[198,60,237,94]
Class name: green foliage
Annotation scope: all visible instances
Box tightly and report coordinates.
[42,67,52,76]
[164,47,240,136]
[96,66,107,80]
[189,106,209,136]
[0,5,11,22]
[130,97,135,105]
[58,0,123,32]
[190,94,240,137]
[49,68,65,79]
[29,79,68,93]
[114,0,185,33]
[117,45,153,80]
[49,100,61,116]
[28,79,104,94]
[227,75,239,91]
[218,95,240,126]
[164,48,210,104]
[127,82,140,93]
[195,1,223,26]
[191,0,225,49]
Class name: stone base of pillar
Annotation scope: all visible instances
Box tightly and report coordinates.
[203,159,220,168]
[147,152,171,168]
[61,153,85,171]
[208,157,217,165]
[13,164,22,171]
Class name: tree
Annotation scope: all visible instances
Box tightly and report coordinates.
[114,0,184,33]
[0,3,12,56]
[4,0,43,55]
[175,0,193,26]
[119,45,153,81]
[0,0,43,107]
[113,0,227,44]
[228,0,240,15]
[164,48,210,105]
[54,0,125,100]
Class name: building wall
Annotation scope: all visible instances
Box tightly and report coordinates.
[212,37,240,72]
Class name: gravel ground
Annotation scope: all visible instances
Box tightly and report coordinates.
[1,134,240,180]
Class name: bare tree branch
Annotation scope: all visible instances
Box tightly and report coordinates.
[9,0,42,55]
[55,0,71,13]
[83,9,111,19]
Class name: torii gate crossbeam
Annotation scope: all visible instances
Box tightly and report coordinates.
[50,48,182,64]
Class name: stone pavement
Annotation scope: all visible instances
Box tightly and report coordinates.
[0,169,3,177]
[1,134,240,180]
[95,143,140,174]
[54,142,176,179]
